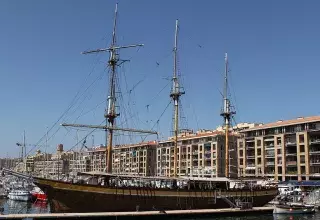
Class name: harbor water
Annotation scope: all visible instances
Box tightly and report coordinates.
[0,198,49,216]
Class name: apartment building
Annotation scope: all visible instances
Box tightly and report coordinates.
[238,116,320,181]
[87,145,107,172]
[112,141,157,176]
[216,122,259,133]
[0,158,20,170]
[30,145,72,176]
[67,151,90,174]
[157,129,237,178]
[28,145,89,177]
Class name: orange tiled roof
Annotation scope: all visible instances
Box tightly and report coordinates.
[159,130,226,143]
[242,116,320,132]
[114,141,158,149]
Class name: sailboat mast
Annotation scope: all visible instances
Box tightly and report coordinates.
[224,53,229,178]
[79,4,144,174]
[23,130,26,173]
[170,19,184,178]
[220,53,235,178]
[106,3,118,174]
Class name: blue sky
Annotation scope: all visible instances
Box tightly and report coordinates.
[0,0,320,157]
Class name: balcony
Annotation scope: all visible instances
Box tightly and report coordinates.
[264,138,274,142]
[310,150,320,155]
[286,171,298,175]
[310,139,320,145]
[285,141,297,146]
[286,152,297,156]
[246,139,255,143]
[265,144,275,149]
[265,154,275,158]
[246,155,255,159]
[286,161,297,166]
[310,160,320,165]
[266,162,275,166]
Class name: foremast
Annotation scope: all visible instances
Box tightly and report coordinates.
[170,20,185,178]
[62,4,157,174]
[220,53,235,178]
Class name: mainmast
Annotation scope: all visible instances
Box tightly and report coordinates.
[170,19,184,178]
[220,53,235,178]
[62,4,157,174]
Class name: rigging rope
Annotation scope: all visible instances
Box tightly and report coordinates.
[26,67,107,156]
[142,100,172,142]
[24,57,107,157]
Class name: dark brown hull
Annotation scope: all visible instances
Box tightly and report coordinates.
[34,178,277,213]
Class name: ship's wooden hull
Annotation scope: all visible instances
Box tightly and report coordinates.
[34,178,277,213]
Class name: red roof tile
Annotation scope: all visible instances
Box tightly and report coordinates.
[242,116,320,132]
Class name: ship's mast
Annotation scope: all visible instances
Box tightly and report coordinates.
[63,4,157,174]
[220,53,235,178]
[23,130,26,173]
[170,20,184,178]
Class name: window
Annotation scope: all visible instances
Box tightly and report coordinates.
[309,123,316,130]
[239,150,243,157]
[300,145,305,153]
[257,149,261,156]
[258,158,261,164]
[299,134,305,143]
[212,144,216,150]
[277,149,282,155]
[257,140,261,146]
[300,155,305,164]
[240,160,243,165]
[277,137,281,145]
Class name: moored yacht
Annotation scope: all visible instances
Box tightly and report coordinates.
[8,189,31,202]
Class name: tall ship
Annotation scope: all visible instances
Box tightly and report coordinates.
[30,4,277,213]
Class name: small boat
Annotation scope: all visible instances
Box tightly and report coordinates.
[31,187,47,202]
[8,189,32,202]
[273,203,315,214]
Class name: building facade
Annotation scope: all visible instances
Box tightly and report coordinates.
[87,145,107,172]
[157,129,237,178]
[0,158,20,170]
[112,141,157,176]
[28,145,90,178]
[238,116,320,181]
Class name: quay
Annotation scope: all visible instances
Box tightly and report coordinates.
[0,207,274,219]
